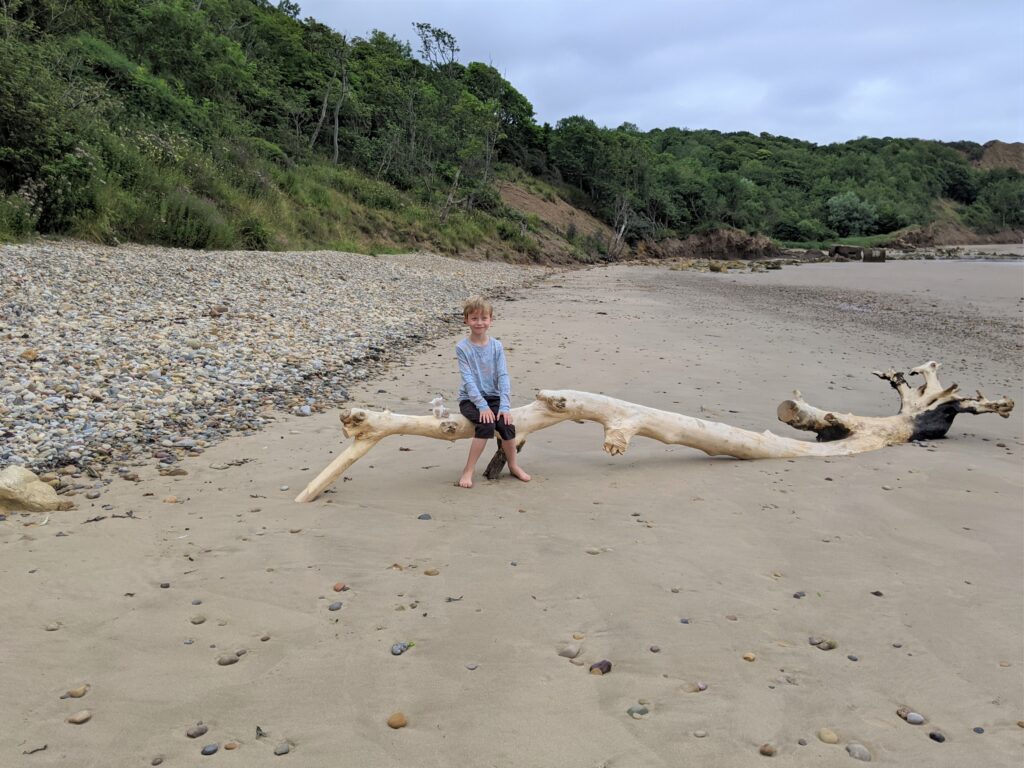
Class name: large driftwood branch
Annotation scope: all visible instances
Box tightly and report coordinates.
[295,361,1013,502]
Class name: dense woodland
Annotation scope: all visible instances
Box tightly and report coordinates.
[2,0,1022,256]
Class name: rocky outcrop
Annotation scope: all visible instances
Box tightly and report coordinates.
[0,466,73,513]
[643,229,781,261]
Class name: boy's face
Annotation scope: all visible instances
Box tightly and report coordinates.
[464,310,493,336]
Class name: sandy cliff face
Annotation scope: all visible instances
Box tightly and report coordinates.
[978,140,1024,172]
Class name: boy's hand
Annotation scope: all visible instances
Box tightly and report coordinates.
[499,411,513,425]
[479,408,496,424]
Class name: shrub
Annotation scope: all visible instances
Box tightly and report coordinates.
[159,190,233,248]
[238,215,271,250]
[0,193,37,239]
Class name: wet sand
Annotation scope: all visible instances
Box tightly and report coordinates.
[2,260,1022,766]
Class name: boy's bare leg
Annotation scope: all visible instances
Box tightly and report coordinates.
[458,437,489,488]
[501,438,531,482]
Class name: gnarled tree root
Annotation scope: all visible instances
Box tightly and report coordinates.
[295,361,1013,502]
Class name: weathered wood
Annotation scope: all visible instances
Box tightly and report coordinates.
[295,361,1014,502]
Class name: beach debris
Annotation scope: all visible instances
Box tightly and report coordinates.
[274,742,291,755]
[201,744,219,755]
[626,705,649,719]
[60,685,89,699]
[22,745,48,755]
[391,642,413,656]
[387,712,408,729]
[66,710,92,724]
[445,595,463,602]
[846,742,872,761]
[589,660,612,675]
[295,363,1015,502]
[187,723,209,738]
[817,728,839,744]
[759,743,776,756]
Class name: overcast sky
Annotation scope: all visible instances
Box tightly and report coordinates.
[298,0,1023,146]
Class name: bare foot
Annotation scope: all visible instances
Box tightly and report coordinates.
[510,467,531,482]
[457,472,474,488]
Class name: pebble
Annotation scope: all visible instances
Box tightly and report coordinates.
[217,653,239,666]
[928,730,945,743]
[44,622,60,631]
[589,660,612,675]
[465,663,478,670]
[906,712,925,725]
[328,602,342,611]
[649,645,660,653]
[85,490,100,500]
[192,599,202,605]
[759,743,776,756]
[973,727,984,734]
[151,759,163,766]
[798,739,807,746]
[387,712,408,729]
[0,242,534,477]
[391,642,410,656]
[626,705,649,719]
[274,742,290,755]
[558,643,581,659]
[190,615,206,625]
[585,547,601,555]
[424,568,440,576]
[187,723,209,738]
[201,744,218,756]
[815,639,837,651]
[817,727,839,744]
[163,496,177,504]
[742,652,756,662]
[66,710,92,724]
[224,742,239,750]
[679,618,690,624]
[693,730,707,738]
[61,685,88,699]
[846,742,872,761]
[793,591,806,599]
[160,582,170,589]
[847,655,859,662]
[417,513,431,520]
[333,582,347,592]
[279,485,289,492]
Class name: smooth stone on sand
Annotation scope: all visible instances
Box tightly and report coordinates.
[45,622,60,631]
[187,723,209,738]
[217,653,239,666]
[190,615,206,625]
[558,643,581,659]
[846,743,872,761]
[151,759,163,766]
[817,727,839,744]
[328,602,342,611]
[224,742,239,750]
[649,645,660,653]
[928,731,945,743]
[61,685,88,699]
[465,663,478,670]
[742,652,756,662]
[906,712,925,725]
[201,744,218,756]
[973,727,984,734]
[191,599,202,605]
[160,582,170,589]
[759,743,776,756]
[274,742,290,755]
[417,513,431,520]
[387,712,408,729]
[424,568,439,576]
[693,730,707,738]
[391,643,410,656]
[626,705,649,719]
[816,639,837,651]
[66,710,92,724]
[589,660,612,675]
[585,547,601,555]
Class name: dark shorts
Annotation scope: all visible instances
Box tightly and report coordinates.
[460,397,516,441]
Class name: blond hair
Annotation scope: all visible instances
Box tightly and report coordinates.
[462,295,494,319]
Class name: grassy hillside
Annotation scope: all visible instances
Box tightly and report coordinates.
[1,1,1021,255]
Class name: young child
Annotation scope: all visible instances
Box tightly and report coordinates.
[456,296,531,488]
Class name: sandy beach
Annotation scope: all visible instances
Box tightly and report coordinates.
[2,259,1022,766]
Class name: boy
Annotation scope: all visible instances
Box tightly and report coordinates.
[456,296,531,488]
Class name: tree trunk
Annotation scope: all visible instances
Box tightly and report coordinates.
[294,361,1013,502]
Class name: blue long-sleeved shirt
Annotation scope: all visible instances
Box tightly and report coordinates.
[456,337,511,412]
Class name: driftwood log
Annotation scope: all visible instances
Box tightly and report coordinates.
[295,361,1013,502]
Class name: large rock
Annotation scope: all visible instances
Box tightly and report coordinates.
[0,466,70,513]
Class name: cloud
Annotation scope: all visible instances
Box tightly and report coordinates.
[299,0,1024,143]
